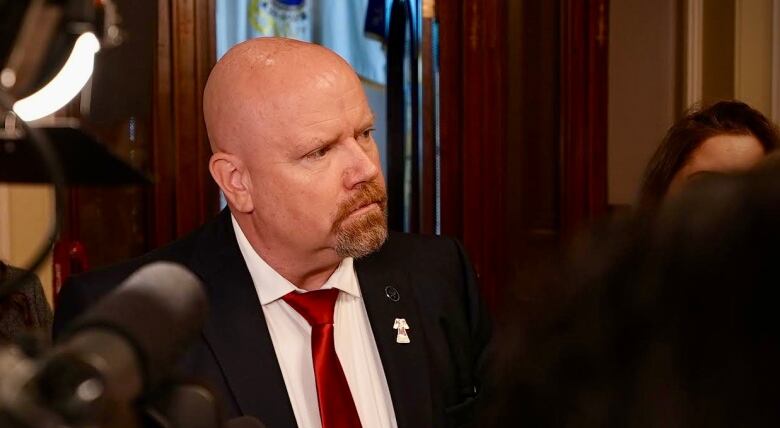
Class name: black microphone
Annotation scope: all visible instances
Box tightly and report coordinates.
[34,262,208,425]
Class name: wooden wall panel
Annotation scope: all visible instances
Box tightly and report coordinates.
[153,0,219,247]
[437,0,609,309]
[505,0,562,293]
[437,0,465,241]
[152,0,175,247]
[438,0,508,308]
[420,17,436,235]
[560,0,609,238]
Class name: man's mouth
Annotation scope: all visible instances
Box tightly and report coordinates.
[348,201,381,218]
[332,181,388,231]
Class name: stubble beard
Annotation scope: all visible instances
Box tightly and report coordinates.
[332,181,388,259]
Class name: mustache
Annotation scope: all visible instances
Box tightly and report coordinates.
[332,181,387,228]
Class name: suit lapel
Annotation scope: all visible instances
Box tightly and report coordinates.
[356,252,434,428]
[189,211,297,428]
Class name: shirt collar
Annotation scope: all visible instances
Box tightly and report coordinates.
[231,214,362,305]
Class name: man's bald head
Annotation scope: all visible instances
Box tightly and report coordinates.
[203,37,360,155]
[205,37,385,278]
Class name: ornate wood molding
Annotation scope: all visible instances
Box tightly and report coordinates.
[685,0,704,109]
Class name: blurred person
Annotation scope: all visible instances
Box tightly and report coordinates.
[0,261,52,344]
[54,38,489,428]
[638,100,778,210]
[482,154,780,427]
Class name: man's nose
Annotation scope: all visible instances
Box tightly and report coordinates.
[343,139,380,188]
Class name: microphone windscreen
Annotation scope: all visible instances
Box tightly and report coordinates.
[65,262,208,390]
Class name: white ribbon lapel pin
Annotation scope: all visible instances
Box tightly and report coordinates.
[393,318,410,344]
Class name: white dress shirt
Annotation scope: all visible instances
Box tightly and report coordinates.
[232,216,398,428]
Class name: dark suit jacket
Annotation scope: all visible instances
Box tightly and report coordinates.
[53,209,490,428]
[1,265,52,343]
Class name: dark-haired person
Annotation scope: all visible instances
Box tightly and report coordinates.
[0,261,52,343]
[639,100,779,210]
[482,154,780,427]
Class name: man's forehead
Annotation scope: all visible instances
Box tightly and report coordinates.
[299,108,374,131]
[206,38,369,153]
[233,65,363,126]
[265,72,371,120]
[247,88,373,152]
[291,106,375,141]
[240,58,361,111]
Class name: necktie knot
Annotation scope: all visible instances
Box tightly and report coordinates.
[282,288,340,326]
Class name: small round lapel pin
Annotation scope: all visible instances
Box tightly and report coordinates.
[384,285,400,302]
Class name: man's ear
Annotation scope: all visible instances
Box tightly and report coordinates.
[209,152,254,213]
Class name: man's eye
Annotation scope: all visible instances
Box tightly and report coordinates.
[359,128,375,140]
[305,146,330,160]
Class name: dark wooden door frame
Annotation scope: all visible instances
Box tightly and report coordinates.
[152,0,219,247]
[438,0,508,308]
[560,0,609,238]
[436,0,609,307]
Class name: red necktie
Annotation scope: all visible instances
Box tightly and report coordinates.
[282,289,362,428]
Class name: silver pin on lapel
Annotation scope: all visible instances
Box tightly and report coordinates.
[393,318,410,344]
[385,285,400,302]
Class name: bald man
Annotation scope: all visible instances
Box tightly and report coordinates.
[54,38,489,428]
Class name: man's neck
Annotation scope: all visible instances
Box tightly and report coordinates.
[236,217,342,290]
[284,262,341,291]
[257,247,341,291]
